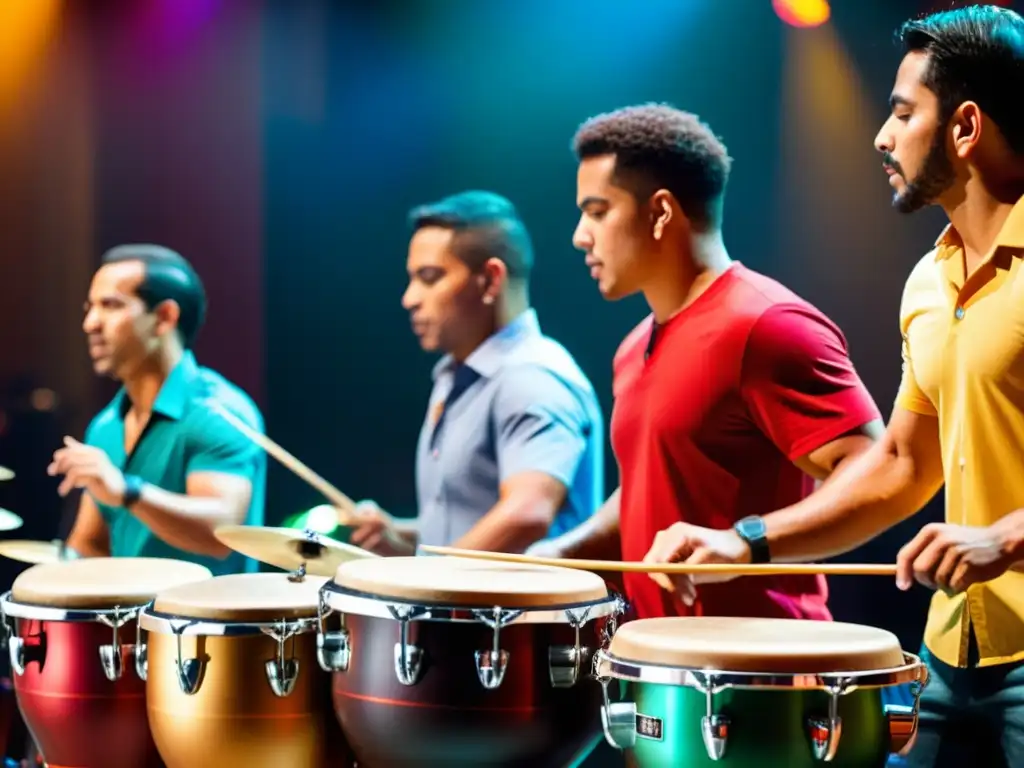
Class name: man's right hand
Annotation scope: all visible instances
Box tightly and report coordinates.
[524,537,566,559]
[348,500,409,555]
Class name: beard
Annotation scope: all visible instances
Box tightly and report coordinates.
[890,131,956,214]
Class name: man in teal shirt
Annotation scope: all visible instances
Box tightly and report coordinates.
[47,244,265,575]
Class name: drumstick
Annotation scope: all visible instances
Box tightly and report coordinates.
[418,545,898,576]
[209,402,358,525]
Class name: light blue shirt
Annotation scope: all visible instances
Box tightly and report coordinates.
[415,309,603,548]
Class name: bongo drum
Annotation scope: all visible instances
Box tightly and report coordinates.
[139,572,352,768]
[594,616,929,767]
[0,557,212,768]
[318,556,625,767]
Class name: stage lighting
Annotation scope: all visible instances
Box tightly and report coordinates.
[773,0,831,28]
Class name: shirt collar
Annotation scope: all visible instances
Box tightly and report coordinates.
[933,193,1024,261]
[431,309,541,380]
[116,350,200,421]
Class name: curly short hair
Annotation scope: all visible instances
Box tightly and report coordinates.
[572,103,733,228]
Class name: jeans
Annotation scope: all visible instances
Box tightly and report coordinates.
[885,635,1024,767]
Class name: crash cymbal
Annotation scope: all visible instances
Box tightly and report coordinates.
[0,466,13,481]
[214,525,378,577]
[0,539,60,565]
[0,508,22,532]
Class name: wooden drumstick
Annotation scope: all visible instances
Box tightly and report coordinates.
[209,402,358,526]
[418,545,899,576]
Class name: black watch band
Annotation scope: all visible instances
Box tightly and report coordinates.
[734,515,771,564]
[122,474,145,508]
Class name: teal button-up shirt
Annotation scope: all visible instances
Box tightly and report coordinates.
[84,351,266,575]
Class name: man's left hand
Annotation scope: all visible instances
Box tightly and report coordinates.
[896,513,1024,595]
[643,522,752,606]
[48,437,126,508]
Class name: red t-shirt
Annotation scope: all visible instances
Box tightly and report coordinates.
[612,263,881,622]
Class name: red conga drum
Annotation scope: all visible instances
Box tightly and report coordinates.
[0,557,212,768]
[140,572,353,768]
[319,556,624,767]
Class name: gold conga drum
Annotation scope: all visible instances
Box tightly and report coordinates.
[139,572,352,768]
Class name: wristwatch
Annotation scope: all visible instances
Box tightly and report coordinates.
[733,515,771,564]
[122,474,145,508]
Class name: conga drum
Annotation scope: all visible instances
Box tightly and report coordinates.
[139,572,352,768]
[319,556,625,767]
[0,557,212,768]
[594,616,929,767]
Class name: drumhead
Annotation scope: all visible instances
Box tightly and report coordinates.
[606,617,906,674]
[332,555,609,609]
[10,557,212,609]
[152,573,328,622]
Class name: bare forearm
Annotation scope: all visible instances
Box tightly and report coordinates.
[130,485,236,558]
[552,487,621,561]
[451,498,553,553]
[766,442,942,562]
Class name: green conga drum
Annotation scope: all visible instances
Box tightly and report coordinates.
[595,617,928,767]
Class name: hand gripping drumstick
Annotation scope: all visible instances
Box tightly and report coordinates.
[418,545,898,576]
[210,401,358,526]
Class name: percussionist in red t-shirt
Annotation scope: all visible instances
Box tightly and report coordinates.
[528,103,884,623]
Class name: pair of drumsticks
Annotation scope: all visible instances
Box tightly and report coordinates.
[211,402,897,578]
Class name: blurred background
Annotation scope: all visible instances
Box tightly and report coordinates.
[1,0,1019,659]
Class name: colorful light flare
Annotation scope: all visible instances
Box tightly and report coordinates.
[773,0,831,29]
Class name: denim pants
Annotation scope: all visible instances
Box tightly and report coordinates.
[885,634,1024,767]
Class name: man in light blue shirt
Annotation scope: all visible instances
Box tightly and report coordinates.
[351,191,603,554]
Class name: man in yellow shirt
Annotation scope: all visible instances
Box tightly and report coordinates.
[641,5,1024,765]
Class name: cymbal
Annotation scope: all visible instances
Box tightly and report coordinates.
[0,466,13,481]
[0,539,60,565]
[0,508,22,532]
[214,525,378,577]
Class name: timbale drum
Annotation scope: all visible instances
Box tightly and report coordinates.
[0,557,212,768]
[139,572,353,768]
[595,616,929,767]
[318,555,625,767]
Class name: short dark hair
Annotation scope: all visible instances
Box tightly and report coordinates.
[100,244,207,348]
[572,103,732,228]
[898,5,1024,154]
[408,191,534,281]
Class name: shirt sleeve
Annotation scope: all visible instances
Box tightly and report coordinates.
[893,271,938,417]
[491,365,591,488]
[185,401,264,478]
[740,304,883,461]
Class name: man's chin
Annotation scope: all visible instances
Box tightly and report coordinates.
[415,335,439,353]
[598,281,630,301]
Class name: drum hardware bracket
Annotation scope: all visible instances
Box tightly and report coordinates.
[7,633,45,677]
[548,607,591,688]
[171,620,206,695]
[695,673,730,761]
[97,605,141,682]
[884,665,929,756]
[315,595,350,673]
[390,604,426,686]
[135,606,149,681]
[596,671,637,750]
[806,680,849,762]
[472,606,521,690]
[262,620,302,698]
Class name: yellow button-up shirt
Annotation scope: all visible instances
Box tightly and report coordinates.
[896,195,1024,668]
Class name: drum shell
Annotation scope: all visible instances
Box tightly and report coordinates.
[11,616,160,768]
[332,611,609,768]
[624,679,890,767]
[146,627,352,768]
